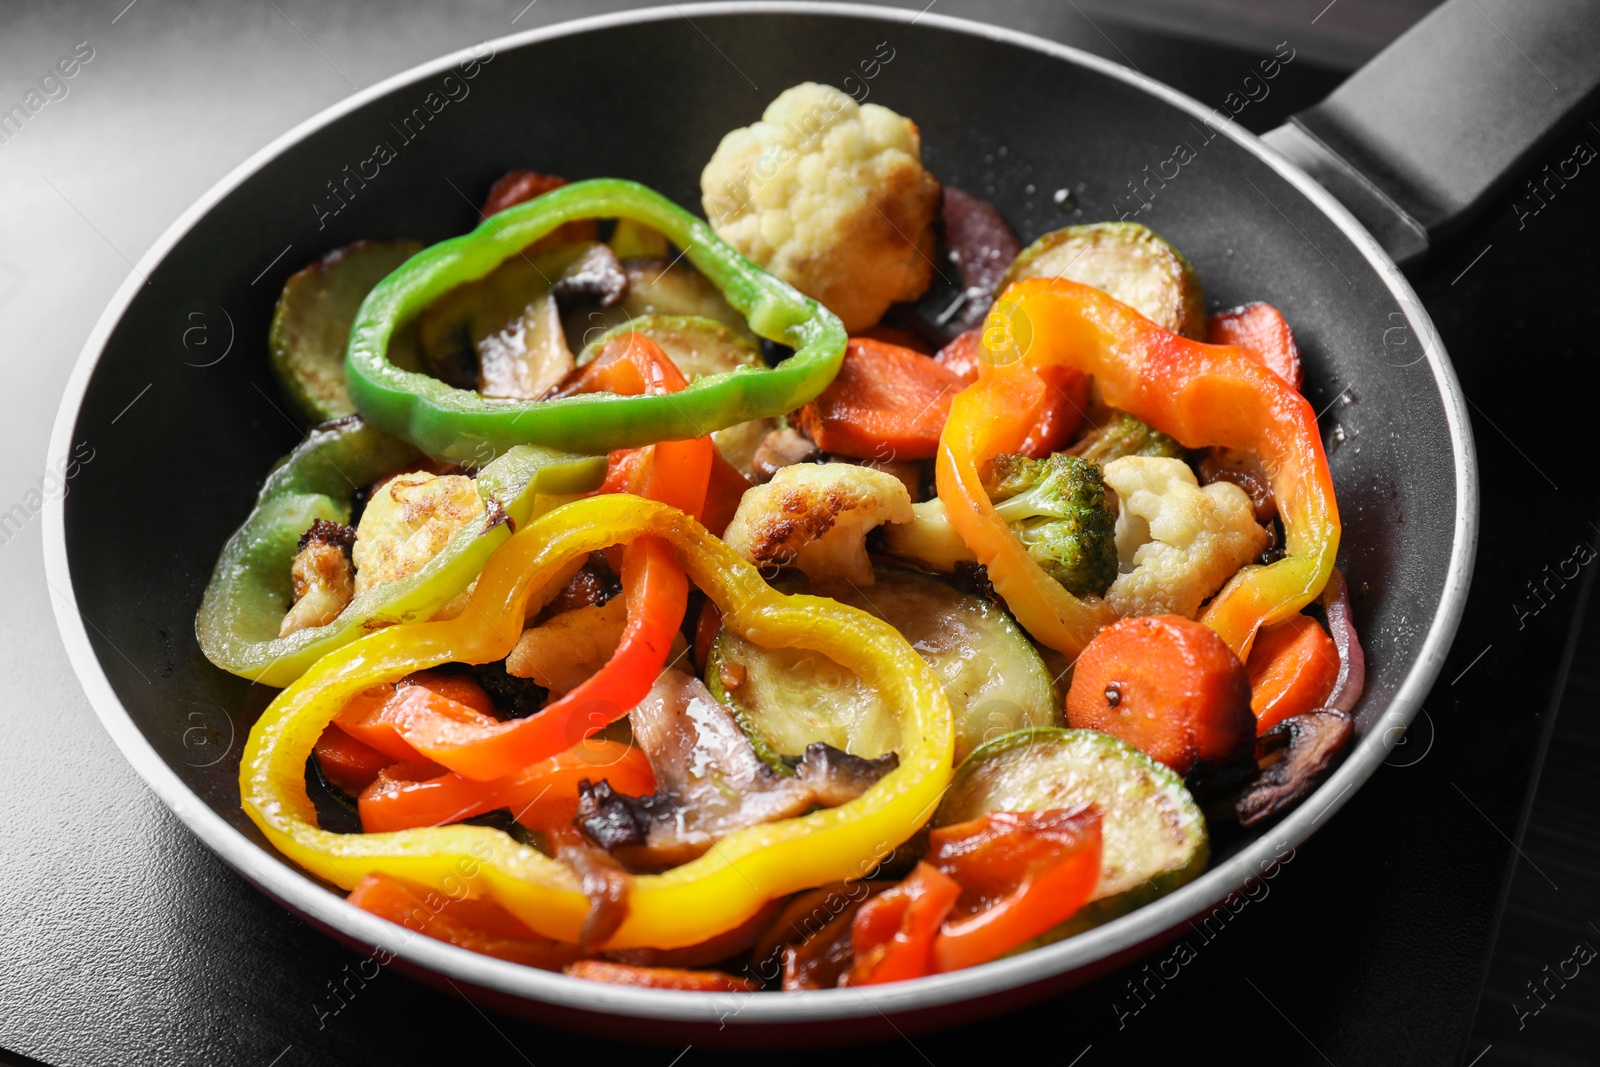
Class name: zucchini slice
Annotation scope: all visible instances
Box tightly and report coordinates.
[580,315,776,477]
[706,568,1060,767]
[1002,222,1206,339]
[269,239,423,422]
[935,727,1208,940]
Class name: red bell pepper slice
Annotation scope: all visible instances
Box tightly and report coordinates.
[928,807,1103,972]
[368,334,709,781]
[842,862,963,985]
[312,724,396,795]
[357,741,655,833]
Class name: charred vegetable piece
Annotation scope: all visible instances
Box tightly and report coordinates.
[935,727,1207,940]
[1197,446,1277,524]
[707,567,1059,767]
[1236,708,1353,826]
[476,290,572,400]
[279,519,356,637]
[575,671,897,868]
[1207,302,1304,392]
[1065,615,1255,776]
[269,240,422,422]
[1002,222,1206,339]
[940,186,1023,330]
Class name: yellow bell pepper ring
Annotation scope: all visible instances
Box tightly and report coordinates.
[240,493,955,949]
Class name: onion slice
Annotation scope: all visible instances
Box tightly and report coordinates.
[1320,569,1365,713]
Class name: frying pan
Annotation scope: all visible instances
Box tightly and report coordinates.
[40,0,1600,1045]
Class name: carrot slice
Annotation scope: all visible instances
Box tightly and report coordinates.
[565,960,761,992]
[312,724,395,795]
[1065,614,1255,776]
[348,873,581,970]
[1207,302,1304,392]
[1246,614,1340,732]
[791,338,963,460]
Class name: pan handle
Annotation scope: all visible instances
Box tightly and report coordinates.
[1263,0,1600,264]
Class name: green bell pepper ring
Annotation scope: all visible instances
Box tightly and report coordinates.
[196,416,605,687]
[345,179,848,463]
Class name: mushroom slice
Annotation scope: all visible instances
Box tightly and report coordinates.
[576,671,897,868]
[1235,708,1353,826]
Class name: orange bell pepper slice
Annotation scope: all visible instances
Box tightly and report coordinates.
[943,277,1340,658]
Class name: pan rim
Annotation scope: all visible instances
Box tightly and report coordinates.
[41,0,1479,1028]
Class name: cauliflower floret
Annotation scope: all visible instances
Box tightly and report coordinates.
[1101,456,1268,619]
[278,520,355,637]
[352,472,484,595]
[722,461,912,591]
[506,596,628,695]
[701,82,941,332]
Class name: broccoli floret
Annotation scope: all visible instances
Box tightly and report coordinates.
[878,452,1118,598]
[1070,412,1185,465]
[983,453,1118,597]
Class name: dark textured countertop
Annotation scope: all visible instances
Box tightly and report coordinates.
[2,2,1596,1065]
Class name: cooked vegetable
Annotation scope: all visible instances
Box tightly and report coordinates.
[928,806,1103,973]
[1069,411,1186,465]
[571,257,756,349]
[352,470,484,595]
[278,519,356,636]
[934,728,1208,937]
[196,417,603,687]
[1320,569,1366,713]
[882,452,1117,599]
[607,217,671,260]
[983,453,1118,596]
[1101,455,1269,620]
[790,338,963,461]
[1246,614,1339,732]
[269,240,422,422]
[959,278,1339,658]
[842,863,962,985]
[1236,707,1352,826]
[1207,301,1304,392]
[312,724,393,795]
[506,596,628,695]
[701,82,941,332]
[1065,615,1255,776]
[240,492,954,949]
[1002,222,1206,339]
[414,240,597,390]
[481,170,601,251]
[575,671,897,868]
[565,960,761,992]
[349,872,582,970]
[359,333,707,782]
[345,179,847,463]
[706,567,1059,766]
[578,314,775,477]
[934,327,984,385]
[934,186,1024,337]
[1197,446,1277,524]
[750,426,823,483]
[358,732,653,834]
[721,461,912,591]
